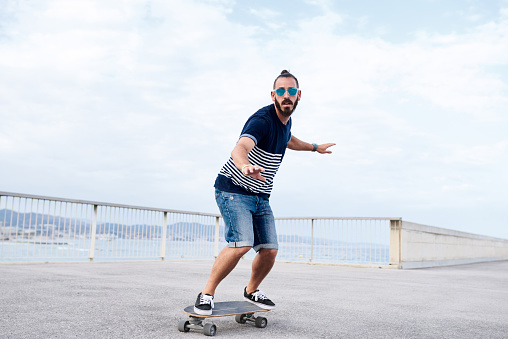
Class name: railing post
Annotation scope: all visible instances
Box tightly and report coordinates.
[214,216,220,258]
[310,218,314,263]
[89,204,98,262]
[160,212,168,261]
[389,219,402,267]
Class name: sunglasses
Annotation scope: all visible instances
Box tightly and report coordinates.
[274,87,298,96]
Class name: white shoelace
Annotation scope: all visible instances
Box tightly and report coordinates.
[200,294,214,308]
[251,290,269,301]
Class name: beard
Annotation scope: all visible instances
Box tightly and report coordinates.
[275,97,299,117]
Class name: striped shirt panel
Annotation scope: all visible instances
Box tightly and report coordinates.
[218,145,283,194]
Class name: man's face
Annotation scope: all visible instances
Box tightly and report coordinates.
[271,77,301,118]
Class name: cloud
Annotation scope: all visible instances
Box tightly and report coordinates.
[444,141,508,165]
[1,0,508,238]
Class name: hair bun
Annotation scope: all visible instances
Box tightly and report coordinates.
[273,70,299,88]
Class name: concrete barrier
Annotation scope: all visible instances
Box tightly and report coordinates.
[389,220,508,269]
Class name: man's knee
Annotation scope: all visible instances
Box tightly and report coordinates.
[258,248,278,260]
[227,246,252,257]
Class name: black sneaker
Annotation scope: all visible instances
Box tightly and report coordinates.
[243,287,276,310]
[194,292,214,315]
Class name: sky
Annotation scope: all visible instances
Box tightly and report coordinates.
[1,0,507,239]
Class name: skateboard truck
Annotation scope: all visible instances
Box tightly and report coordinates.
[235,313,268,328]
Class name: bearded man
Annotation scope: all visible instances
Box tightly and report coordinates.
[193,70,335,315]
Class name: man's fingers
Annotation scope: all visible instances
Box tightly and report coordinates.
[246,166,265,175]
[253,174,267,181]
[246,166,266,181]
[318,143,336,154]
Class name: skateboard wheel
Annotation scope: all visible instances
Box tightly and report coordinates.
[235,314,247,324]
[203,323,217,336]
[255,316,267,328]
[178,320,190,332]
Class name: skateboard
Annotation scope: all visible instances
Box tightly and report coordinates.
[178,301,270,336]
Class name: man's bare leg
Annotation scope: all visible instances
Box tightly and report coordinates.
[202,246,251,296]
[246,248,278,294]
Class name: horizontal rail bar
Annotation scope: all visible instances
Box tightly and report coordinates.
[0,192,401,221]
[275,217,402,221]
[0,191,220,218]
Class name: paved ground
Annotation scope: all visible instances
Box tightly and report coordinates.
[1,259,507,338]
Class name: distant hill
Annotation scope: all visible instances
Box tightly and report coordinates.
[0,209,219,241]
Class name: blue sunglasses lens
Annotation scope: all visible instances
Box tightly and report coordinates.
[275,88,298,96]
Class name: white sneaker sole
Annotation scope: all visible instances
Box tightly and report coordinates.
[193,306,212,315]
[243,297,276,310]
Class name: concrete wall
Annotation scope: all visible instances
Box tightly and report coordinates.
[389,220,508,269]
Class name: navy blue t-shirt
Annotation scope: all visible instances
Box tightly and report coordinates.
[214,104,292,197]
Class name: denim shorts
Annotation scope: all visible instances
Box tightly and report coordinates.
[215,189,278,252]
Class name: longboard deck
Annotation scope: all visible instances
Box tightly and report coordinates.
[183,301,269,318]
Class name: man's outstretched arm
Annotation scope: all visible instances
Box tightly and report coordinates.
[287,135,335,154]
[231,136,266,181]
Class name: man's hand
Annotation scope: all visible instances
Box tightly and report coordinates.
[242,164,266,181]
[316,143,336,154]
[232,137,267,181]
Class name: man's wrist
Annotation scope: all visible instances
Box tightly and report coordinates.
[311,143,318,152]
[241,164,251,175]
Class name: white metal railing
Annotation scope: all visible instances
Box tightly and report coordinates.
[0,191,396,265]
[273,217,392,264]
[0,192,224,262]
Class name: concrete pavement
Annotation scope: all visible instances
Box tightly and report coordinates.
[1,259,507,338]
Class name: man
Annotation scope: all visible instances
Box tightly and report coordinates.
[194,70,335,315]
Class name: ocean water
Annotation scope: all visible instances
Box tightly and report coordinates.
[0,238,389,265]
